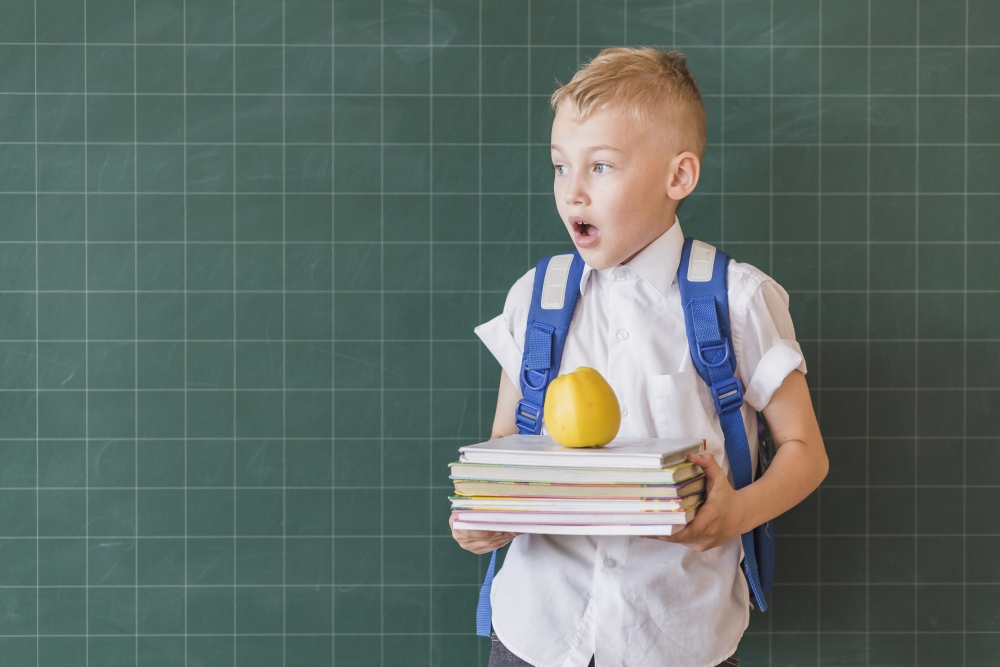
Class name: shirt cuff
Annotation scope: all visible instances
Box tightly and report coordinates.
[744,339,807,411]
[474,314,523,389]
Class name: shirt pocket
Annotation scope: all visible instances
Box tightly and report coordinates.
[649,369,725,450]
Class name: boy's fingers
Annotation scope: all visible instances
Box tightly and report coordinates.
[463,529,503,539]
[663,529,685,543]
[688,451,722,478]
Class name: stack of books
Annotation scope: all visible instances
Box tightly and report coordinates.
[449,435,706,536]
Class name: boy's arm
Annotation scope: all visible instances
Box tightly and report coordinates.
[660,370,828,551]
[449,370,522,554]
[491,368,521,440]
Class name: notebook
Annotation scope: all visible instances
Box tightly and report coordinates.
[449,460,703,485]
[449,493,703,512]
[452,502,701,534]
[452,475,706,499]
[458,434,704,469]
[450,521,685,536]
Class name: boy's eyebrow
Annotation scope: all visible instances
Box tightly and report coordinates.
[550,143,623,153]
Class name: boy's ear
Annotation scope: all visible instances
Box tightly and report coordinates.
[666,151,701,201]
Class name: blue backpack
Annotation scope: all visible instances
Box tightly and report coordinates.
[475,238,775,638]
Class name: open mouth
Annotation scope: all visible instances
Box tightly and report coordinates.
[570,217,600,248]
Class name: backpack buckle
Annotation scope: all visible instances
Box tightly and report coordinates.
[697,340,730,368]
[710,376,744,415]
[521,367,548,392]
[515,399,543,434]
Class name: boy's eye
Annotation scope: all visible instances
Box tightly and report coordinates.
[552,164,568,175]
[594,163,611,174]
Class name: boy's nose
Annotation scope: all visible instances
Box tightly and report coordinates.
[564,177,588,206]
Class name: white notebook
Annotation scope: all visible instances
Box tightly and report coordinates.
[449,494,703,513]
[451,507,698,525]
[458,434,704,469]
[451,521,685,536]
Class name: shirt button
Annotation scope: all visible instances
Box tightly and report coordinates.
[620,406,628,417]
[614,268,626,281]
[617,328,628,340]
[604,557,617,569]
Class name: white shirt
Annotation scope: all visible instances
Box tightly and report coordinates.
[473,219,807,667]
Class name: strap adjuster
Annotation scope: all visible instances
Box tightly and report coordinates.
[710,376,744,415]
[521,367,547,392]
[514,399,543,434]
[697,339,731,368]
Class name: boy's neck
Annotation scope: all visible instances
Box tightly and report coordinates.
[621,214,677,265]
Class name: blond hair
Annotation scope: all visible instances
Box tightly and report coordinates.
[550,47,707,158]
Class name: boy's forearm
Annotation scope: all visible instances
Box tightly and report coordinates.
[735,370,828,532]
[734,438,828,532]
[491,369,521,440]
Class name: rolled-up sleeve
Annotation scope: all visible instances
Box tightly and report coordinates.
[474,268,535,388]
[730,266,808,412]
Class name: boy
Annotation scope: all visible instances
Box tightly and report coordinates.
[450,48,828,667]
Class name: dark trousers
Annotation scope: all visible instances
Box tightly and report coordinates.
[489,632,739,667]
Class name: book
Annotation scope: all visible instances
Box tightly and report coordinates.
[452,475,706,499]
[451,505,699,525]
[449,460,703,485]
[458,434,704,469]
[450,521,685,536]
[449,493,703,512]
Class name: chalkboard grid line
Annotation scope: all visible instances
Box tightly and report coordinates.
[816,1,825,661]
[9,140,1000,145]
[476,0,483,663]
[230,1,237,665]
[9,189,1000,195]
[8,41,1000,49]
[182,0,189,661]
[11,241,1000,252]
[330,0,337,664]
[84,0,91,663]
[8,90,1000,96]
[865,4,871,666]
[133,2,140,667]
[282,0,288,664]
[963,4,970,667]
[424,0,432,665]
[14,189,1000,195]
[913,3,920,662]
[769,0,776,657]
[33,1,39,665]
[379,2,385,667]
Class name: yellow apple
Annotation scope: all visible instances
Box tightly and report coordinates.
[543,366,621,448]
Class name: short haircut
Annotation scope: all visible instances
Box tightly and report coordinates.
[550,47,707,159]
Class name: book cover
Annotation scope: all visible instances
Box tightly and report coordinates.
[450,521,686,536]
[451,504,700,525]
[449,493,703,512]
[452,475,706,499]
[458,434,705,469]
[449,459,703,485]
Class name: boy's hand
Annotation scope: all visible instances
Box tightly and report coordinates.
[449,513,521,555]
[641,451,749,552]
[641,372,828,552]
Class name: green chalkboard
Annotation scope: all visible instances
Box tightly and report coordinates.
[0,0,998,664]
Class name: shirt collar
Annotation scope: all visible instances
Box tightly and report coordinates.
[578,216,684,298]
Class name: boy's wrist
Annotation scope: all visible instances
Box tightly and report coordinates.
[733,486,763,535]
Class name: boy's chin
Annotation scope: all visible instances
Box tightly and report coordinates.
[574,245,619,271]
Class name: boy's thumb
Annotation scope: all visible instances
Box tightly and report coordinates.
[689,451,722,480]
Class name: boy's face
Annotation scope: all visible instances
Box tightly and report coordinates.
[550,106,679,270]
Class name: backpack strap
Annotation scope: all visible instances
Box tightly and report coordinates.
[515,252,587,435]
[476,250,586,637]
[676,237,770,612]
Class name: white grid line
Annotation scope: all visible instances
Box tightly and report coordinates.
[816,0,824,659]
[865,1,872,663]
